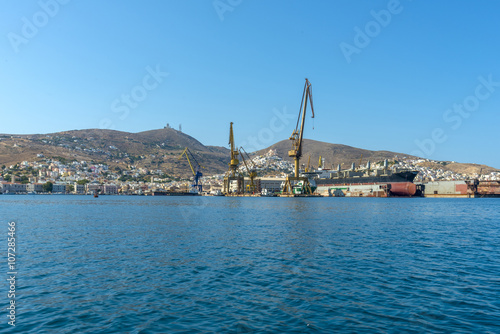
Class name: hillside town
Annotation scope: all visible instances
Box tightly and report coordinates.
[0,149,498,195]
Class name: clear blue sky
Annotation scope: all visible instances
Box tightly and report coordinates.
[1,1,499,168]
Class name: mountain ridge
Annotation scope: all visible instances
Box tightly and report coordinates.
[255,138,498,176]
[0,128,230,177]
[255,139,417,169]
[0,128,497,177]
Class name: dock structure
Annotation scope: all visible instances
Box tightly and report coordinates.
[223,122,244,195]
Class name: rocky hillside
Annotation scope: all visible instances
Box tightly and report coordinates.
[1,129,497,178]
[255,139,416,169]
[255,139,498,175]
[415,161,497,176]
[0,128,230,177]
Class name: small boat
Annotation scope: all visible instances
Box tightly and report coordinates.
[261,189,276,197]
[93,190,99,198]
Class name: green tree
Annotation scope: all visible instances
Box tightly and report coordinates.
[67,184,74,192]
[42,182,53,193]
[119,175,131,182]
[77,179,90,185]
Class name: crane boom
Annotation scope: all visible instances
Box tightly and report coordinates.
[239,147,258,193]
[239,147,256,170]
[179,148,195,176]
[228,122,239,176]
[178,147,205,192]
[288,78,314,177]
[223,122,244,194]
[239,148,251,172]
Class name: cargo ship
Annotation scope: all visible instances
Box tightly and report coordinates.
[307,161,421,197]
[151,188,200,196]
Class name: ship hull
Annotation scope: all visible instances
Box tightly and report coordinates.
[152,191,200,196]
[314,171,420,197]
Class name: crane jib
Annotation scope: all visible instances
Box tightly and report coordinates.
[288,78,316,178]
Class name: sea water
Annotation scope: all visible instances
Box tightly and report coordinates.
[1,195,499,333]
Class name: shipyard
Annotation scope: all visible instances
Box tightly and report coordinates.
[193,78,500,199]
[1,78,499,198]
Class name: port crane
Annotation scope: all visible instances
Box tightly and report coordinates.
[223,122,244,194]
[281,78,316,195]
[228,122,239,177]
[356,154,363,171]
[178,147,205,192]
[239,147,258,193]
[304,154,311,173]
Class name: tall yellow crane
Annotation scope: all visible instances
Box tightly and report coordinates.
[228,122,239,177]
[281,78,316,195]
[239,147,258,193]
[223,122,244,194]
[178,147,205,192]
[318,155,322,169]
[288,78,315,178]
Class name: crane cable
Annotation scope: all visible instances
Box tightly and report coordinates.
[188,149,204,170]
[295,81,315,131]
[309,86,315,130]
[294,83,307,133]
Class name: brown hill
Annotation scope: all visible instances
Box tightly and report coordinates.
[255,139,415,169]
[0,128,230,177]
[1,129,497,178]
[416,161,497,175]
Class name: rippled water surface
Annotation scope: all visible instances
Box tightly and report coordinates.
[1,196,499,333]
